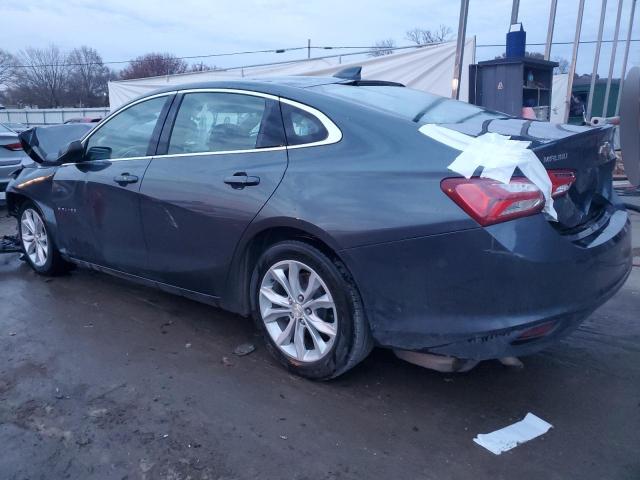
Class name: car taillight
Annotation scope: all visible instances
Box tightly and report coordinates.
[512,321,557,344]
[441,177,545,226]
[2,142,23,151]
[548,169,576,198]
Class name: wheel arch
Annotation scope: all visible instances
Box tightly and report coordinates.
[221,218,351,317]
[7,192,60,244]
[6,191,28,216]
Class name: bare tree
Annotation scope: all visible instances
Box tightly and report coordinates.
[190,62,215,72]
[405,25,452,45]
[67,46,110,106]
[495,51,544,60]
[553,56,570,74]
[120,53,188,79]
[0,49,16,86]
[369,39,397,57]
[13,45,69,107]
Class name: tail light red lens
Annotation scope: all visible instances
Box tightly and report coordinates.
[548,169,576,198]
[2,142,23,151]
[441,177,545,226]
[514,321,557,343]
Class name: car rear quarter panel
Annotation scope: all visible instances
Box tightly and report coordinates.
[261,100,476,250]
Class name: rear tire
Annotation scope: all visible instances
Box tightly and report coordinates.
[251,240,373,380]
[18,201,69,276]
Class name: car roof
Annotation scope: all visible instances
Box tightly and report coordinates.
[147,76,346,98]
[118,74,408,118]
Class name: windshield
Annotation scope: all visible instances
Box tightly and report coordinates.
[315,84,507,125]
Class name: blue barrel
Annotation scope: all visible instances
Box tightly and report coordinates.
[506,24,526,58]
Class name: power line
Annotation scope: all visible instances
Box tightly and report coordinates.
[10,46,310,69]
[8,38,640,69]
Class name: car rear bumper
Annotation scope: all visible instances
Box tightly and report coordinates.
[341,207,632,360]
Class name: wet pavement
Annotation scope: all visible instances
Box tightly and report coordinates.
[1,208,639,480]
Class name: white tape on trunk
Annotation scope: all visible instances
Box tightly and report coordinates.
[419,124,558,221]
[473,413,553,455]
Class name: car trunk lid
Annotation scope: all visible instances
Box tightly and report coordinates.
[439,118,617,235]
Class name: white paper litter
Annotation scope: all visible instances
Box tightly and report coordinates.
[419,124,558,220]
[473,413,553,455]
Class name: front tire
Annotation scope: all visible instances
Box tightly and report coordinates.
[19,201,69,276]
[251,241,373,380]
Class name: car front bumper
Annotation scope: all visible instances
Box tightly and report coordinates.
[341,207,632,360]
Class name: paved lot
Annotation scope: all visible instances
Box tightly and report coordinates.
[1,208,639,480]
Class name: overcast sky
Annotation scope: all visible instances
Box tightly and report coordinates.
[1,0,637,77]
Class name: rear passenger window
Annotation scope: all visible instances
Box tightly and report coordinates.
[281,103,329,146]
[168,92,285,154]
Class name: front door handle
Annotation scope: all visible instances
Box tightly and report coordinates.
[113,173,139,185]
[224,173,260,189]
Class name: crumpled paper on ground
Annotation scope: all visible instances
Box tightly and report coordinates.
[419,124,557,220]
[473,412,553,455]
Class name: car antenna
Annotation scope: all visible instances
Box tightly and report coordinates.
[333,66,362,81]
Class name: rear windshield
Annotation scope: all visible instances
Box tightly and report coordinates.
[0,123,14,134]
[315,84,506,125]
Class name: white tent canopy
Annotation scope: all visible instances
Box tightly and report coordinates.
[550,74,569,124]
[108,39,476,110]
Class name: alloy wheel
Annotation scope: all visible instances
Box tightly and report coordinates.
[21,208,49,268]
[259,260,338,362]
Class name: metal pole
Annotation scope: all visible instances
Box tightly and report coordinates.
[544,0,558,60]
[511,0,520,24]
[451,0,469,99]
[615,0,637,115]
[586,0,608,120]
[564,0,586,122]
[307,39,311,59]
[603,0,624,116]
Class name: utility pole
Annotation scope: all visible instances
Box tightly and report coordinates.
[451,0,469,99]
[510,0,520,24]
[603,0,624,116]
[544,0,558,60]
[564,0,586,122]
[307,39,311,59]
[586,0,608,120]
[615,0,637,115]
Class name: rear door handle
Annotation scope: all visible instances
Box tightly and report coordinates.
[224,173,260,188]
[113,173,139,185]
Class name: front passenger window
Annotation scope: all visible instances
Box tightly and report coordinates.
[85,96,167,160]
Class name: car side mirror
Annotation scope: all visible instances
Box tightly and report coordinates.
[58,140,85,164]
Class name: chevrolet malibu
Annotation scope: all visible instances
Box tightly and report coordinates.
[7,75,632,379]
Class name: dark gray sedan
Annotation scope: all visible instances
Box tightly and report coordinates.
[6,76,632,379]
